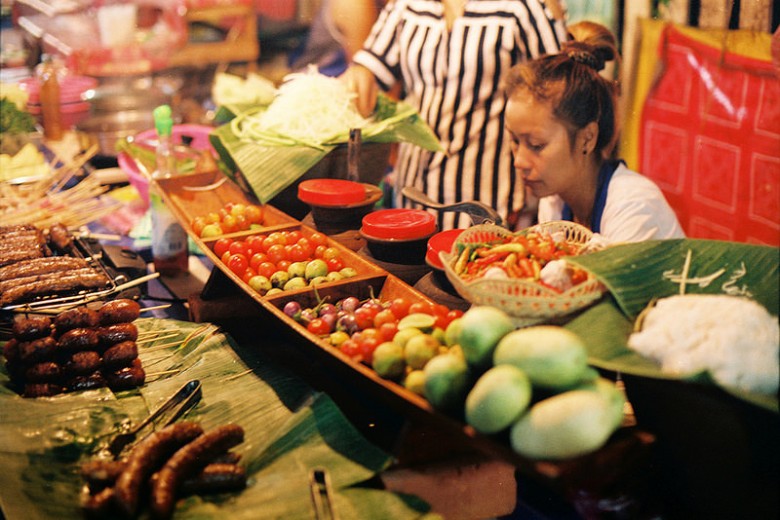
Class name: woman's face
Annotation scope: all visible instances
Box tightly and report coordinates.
[505,91,581,200]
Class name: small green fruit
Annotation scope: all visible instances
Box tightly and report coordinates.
[404,370,426,396]
[404,334,440,370]
[393,327,423,348]
[424,352,470,411]
[465,365,532,434]
[288,261,307,278]
[458,306,515,368]
[270,270,290,289]
[283,276,307,291]
[372,341,405,379]
[305,259,328,280]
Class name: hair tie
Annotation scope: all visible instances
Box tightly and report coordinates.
[568,49,605,72]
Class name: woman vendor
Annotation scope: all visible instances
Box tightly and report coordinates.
[504,22,685,243]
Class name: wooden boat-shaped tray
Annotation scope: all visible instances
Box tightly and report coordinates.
[156,170,651,483]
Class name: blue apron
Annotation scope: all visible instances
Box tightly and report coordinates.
[561,160,624,233]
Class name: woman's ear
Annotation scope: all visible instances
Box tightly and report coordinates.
[577,121,600,155]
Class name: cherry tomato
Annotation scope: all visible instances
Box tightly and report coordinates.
[326,257,344,272]
[213,238,232,258]
[229,240,250,257]
[307,318,332,336]
[358,336,380,365]
[262,235,282,253]
[244,204,263,224]
[288,244,309,263]
[249,252,269,271]
[221,251,232,264]
[378,322,398,342]
[246,234,266,252]
[296,237,313,256]
[373,308,397,329]
[191,216,207,237]
[241,267,256,284]
[267,244,288,264]
[227,253,249,275]
[354,306,378,330]
[286,230,302,244]
[205,211,221,224]
[268,231,289,246]
[409,301,433,315]
[389,297,411,319]
[229,203,246,217]
[309,232,327,247]
[276,259,291,272]
[257,261,276,278]
[234,214,249,231]
[322,247,340,261]
[314,245,327,259]
[221,214,238,233]
[340,339,360,359]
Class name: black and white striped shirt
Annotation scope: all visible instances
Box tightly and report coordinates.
[353,0,567,230]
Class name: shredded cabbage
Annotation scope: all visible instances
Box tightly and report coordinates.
[231,67,370,149]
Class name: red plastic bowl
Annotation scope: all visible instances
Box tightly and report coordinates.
[426,228,466,270]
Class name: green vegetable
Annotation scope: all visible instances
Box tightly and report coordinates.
[0,97,36,135]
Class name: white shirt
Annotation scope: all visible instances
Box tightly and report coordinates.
[538,162,686,243]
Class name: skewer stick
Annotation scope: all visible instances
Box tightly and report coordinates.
[137,328,181,337]
[140,304,171,313]
[137,333,182,346]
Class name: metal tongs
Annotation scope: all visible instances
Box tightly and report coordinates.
[104,379,202,458]
[401,186,504,227]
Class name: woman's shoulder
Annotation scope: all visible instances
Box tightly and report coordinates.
[607,163,667,197]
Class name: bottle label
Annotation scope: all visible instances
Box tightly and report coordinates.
[151,191,187,259]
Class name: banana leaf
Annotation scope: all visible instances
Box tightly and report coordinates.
[0,319,432,519]
[209,94,441,204]
[563,239,779,413]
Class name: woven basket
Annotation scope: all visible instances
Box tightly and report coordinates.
[440,221,606,326]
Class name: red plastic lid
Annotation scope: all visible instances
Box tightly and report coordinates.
[426,228,466,269]
[361,209,437,240]
[298,179,366,207]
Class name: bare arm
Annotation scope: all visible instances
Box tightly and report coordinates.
[331,0,379,62]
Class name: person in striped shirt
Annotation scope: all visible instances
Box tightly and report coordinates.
[344,0,568,230]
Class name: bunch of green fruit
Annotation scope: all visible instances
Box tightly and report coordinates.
[416,305,626,460]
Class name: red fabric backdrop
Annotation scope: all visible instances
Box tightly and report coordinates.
[639,26,780,246]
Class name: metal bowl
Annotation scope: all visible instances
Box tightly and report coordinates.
[76,110,155,157]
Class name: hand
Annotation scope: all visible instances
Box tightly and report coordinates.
[341,64,378,118]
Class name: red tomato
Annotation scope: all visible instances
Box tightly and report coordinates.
[307,318,331,336]
[378,322,398,342]
[246,234,266,252]
[257,261,276,278]
[267,244,288,264]
[221,251,232,264]
[287,244,309,263]
[389,297,411,319]
[268,231,288,246]
[309,232,327,247]
[286,230,302,244]
[373,308,397,329]
[358,336,380,365]
[213,238,233,258]
[262,235,282,253]
[191,216,207,237]
[227,253,249,275]
[314,245,327,259]
[408,301,433,316]
[296,237,313,256]
[249,252,269,271]
[339,339,360,359]
[326,257,344,272]
[245,204,263,224]
[221,214,238,233]
[229,240,250,257]
[276,260,291,272]
[354,306,378,330]
[218,208,230,221]
[205,211,221,224]
[241,267,256,283]
[322,247,340,261]
[234,214,249,231]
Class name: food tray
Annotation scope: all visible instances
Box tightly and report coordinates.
[441,222,606,326]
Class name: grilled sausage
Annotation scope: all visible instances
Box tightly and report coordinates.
[11,315,52,340]
[23,382,63,397]
[104,358,145,391]
[80,459,128,491]
[178,463,247,496]
[113,422,204,519]
[0,247,45,268]
[0,268,108,306]
[25,361,62,383]
[98,299,141,326]
[101,341,138,370]
[0,256,88,281]
[17,336,57,363]
[3,338,19,362]
[81,486,116,520]
[150,424,245,519]
[54,307,99,335]
[63,351,102,377]
[57,328,100,353]
[66,371,107,392]
[97,323,138,349]
[48,223,72,253]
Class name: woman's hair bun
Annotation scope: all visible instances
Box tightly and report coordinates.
[565,45,605,71]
